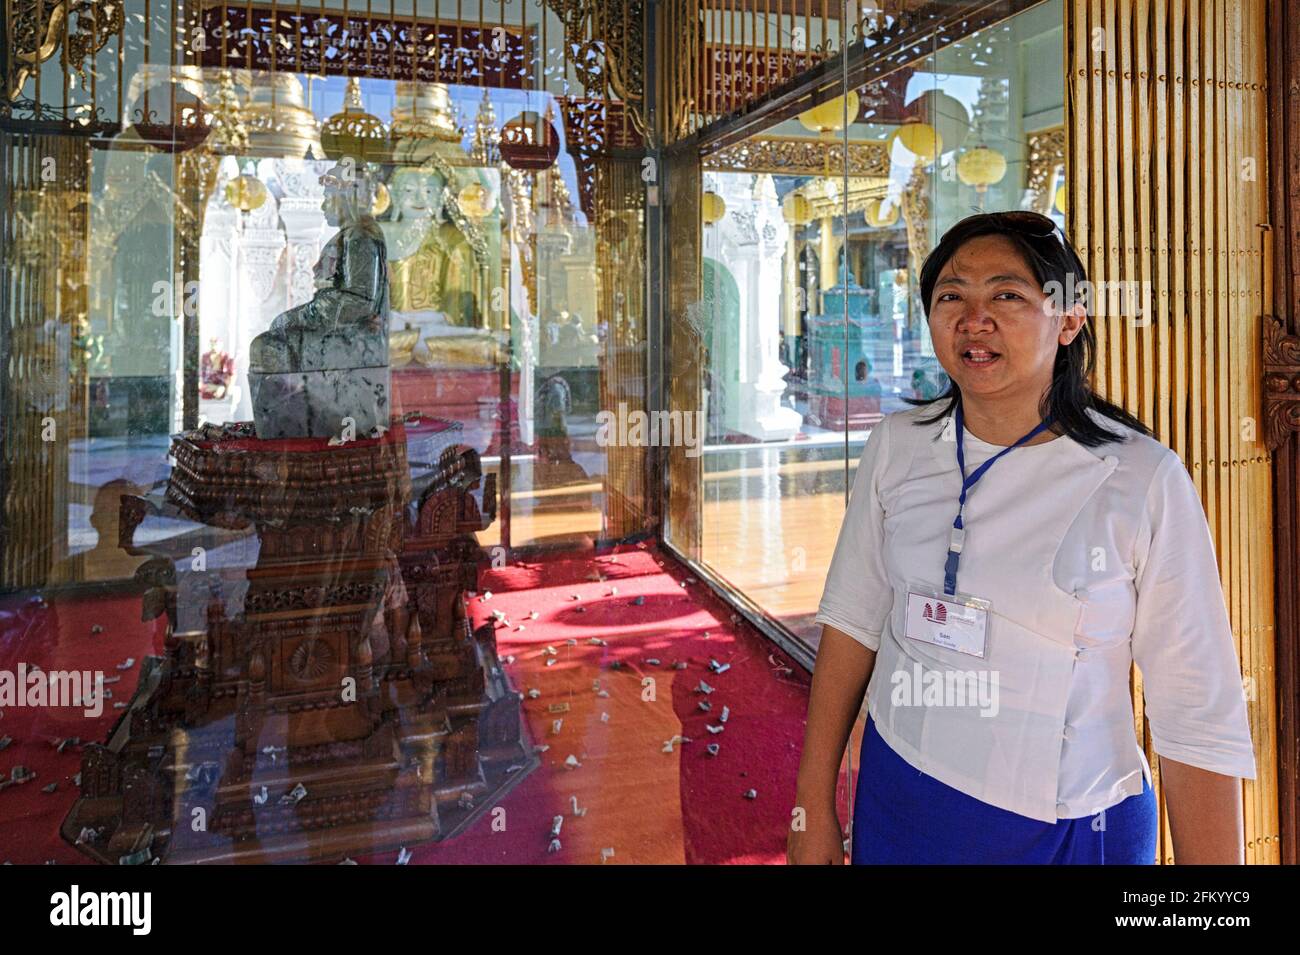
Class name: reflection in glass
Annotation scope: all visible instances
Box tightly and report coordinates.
[697,0,1065,652]
[0,0,1073,867]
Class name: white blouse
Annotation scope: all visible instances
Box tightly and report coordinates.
[814,404,1257,823]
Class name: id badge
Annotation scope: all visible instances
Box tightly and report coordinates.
[904,582,991,659]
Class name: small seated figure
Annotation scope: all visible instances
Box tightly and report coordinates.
[200,337,234,399]
[248,162,390,439]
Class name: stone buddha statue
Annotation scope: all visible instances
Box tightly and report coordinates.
[248,162,390,439]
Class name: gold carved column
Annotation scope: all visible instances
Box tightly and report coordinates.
[784,226,801,338]
[663,144,703,558]
[899,164,932,336]
[596,156,649,540]
[0,130,91,589]
[817,213,842,292]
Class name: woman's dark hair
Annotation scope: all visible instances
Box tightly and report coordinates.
[905,211,1151,447]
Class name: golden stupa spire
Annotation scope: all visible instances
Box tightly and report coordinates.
[319,77,389,162]
[471,89,500,165]
[207,69,249,155]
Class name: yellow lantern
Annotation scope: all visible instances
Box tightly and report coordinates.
[702,191,726,225]
[798,91,860,136]
[1054,183,1067,215]
[224,172,268,214]
[864,197,899,228]
[910,90,971,154]
[888,119,942,165]
[783,193,813,226]
[458,181,494,218]
[956,146,1008,194]
[371,181,391,217]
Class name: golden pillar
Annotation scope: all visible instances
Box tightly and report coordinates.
[1066,0,1276,864]
[817,213,842,292]
[784,228,801,337]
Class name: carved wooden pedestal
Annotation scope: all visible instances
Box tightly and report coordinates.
[61,417,535,864]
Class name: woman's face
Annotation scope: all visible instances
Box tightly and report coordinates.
[927,234,1085,408]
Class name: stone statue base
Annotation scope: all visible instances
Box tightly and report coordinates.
[249,366,391,439]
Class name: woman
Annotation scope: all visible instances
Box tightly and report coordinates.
[788,212,1257,865]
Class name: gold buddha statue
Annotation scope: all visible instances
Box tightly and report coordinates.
[380,162,499,367]
[380,81,501,368]
[382,166,479,323]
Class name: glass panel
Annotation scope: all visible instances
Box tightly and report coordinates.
[696,83,855,653]
[693,0,1067,656]
[0,0,652,865]
[698,161,854,651]
[0,0,1068,868]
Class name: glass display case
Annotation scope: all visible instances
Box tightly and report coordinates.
[0,0,1280,869]
[691,1,1067,654]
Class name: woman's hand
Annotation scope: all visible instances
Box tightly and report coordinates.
[786,805,846,864]
[788,625,875,865]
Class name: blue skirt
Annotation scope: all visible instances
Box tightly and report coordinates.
[851,715,1158,865]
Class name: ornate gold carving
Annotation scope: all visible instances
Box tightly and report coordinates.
[206,69,250,155]
[8,0,123,102]
[1026,125,1066,215]
[796,175,891,221]
[1264,316,1300,450]
[320,77,390,163]
[703,137,891,178]
[390,81,462,144]
[243,71,323,159]
[545,0,647,140]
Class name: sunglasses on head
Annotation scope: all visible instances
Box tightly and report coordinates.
[983,210,1068,248]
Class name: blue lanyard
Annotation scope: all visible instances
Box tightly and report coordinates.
[943,404,1054,595]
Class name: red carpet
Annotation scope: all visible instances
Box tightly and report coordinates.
[0,544,853,864]
[0,593,167,864]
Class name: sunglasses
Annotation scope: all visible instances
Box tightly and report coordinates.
[982,210,1069,248]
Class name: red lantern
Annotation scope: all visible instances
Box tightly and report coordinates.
[499,111,560,171]
[129,82,211,154]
